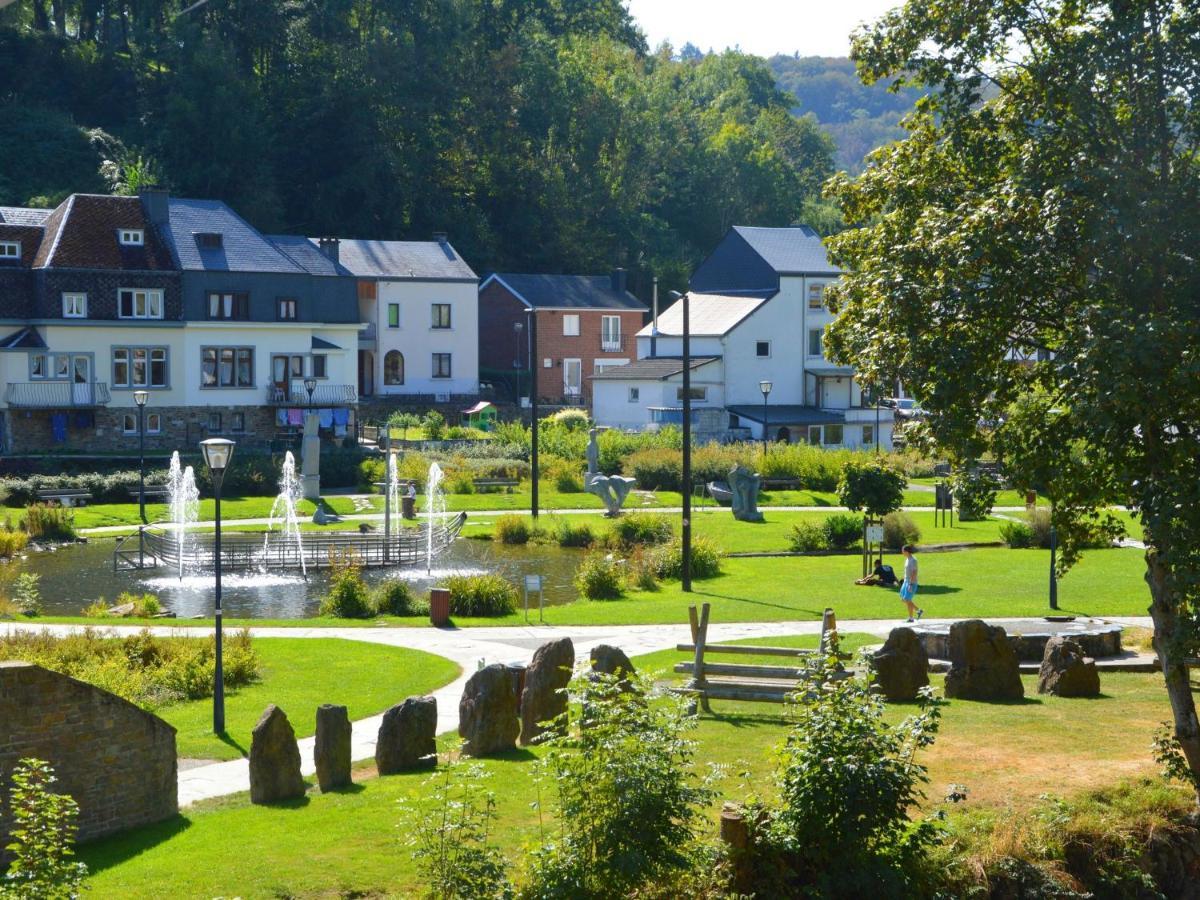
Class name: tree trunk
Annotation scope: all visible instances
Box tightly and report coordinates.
[32,0,50,31]
[51,0,65,37]
[1146,551,1200,803]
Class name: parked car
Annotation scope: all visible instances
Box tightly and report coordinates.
[884,397,926,419]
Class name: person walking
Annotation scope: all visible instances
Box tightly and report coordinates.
[899,544,923,622]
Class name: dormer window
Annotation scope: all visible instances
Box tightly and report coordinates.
[0,241,19,260]
[196,232,223,250]
[118,229,144,247]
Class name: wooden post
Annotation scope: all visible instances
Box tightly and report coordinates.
[819,607,837,655]
[692,602,711,713]
[719,803,753,895]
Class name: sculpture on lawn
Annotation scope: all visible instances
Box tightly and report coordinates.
[584,427,636,516]
[729,464,763,522]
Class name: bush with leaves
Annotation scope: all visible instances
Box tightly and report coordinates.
[837,458,906,519]
[374,579,426,617]
[495,514,533,545]
[444,574,518,617]
[999,519,1036,549]
[605,512,673,550]
[403,758,513,900]
[823,513,864,550]
[387,411,423,440]
[523,671,718,899]
[949,468,999,521]
[881,511,921,550]
[319,553,373,619]
[21,504,77,542]
[552,519,594,549]
[789,520,829,552]
[13,573,41,617]
[744,653,945,898]
[548,408,590,431]
[422,410,447,441]
[573,553,624,600]
[1,758,87,900]
[652,537,723,580]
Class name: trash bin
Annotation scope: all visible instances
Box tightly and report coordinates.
[401,496,416,519]
[429,588,451,627]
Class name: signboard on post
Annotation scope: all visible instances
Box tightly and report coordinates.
[865,525,885,544]
[523,574,544,623]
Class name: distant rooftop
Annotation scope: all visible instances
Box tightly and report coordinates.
[637,293,767,338]
[164,198,305,273]
[590,356,720,381]
[732,225,839,276]
[0,207,51,227]
[485,273,645,310]
[335,239,477,281]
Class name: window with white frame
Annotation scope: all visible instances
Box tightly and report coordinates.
[432,353,452,378]
[146,413,161,434]
[431,303,451,329]
[62,293,87,318]
[755,340,770,358]
[600,315,621,350]
[824,424,844,446]
[201,347,254,388]
[807,328,823,357]
[231,412,245,433]
[277,297,297,320]
[119,288,164,320]
[122,413,159,434]
[808,283,825,310]
[628,387,639,402]
[562,314,580,336]
[30,354,46,379]
[208,412,222,432]
[113,347,168,388]
[0,241,20,259]
[118,229,144,246]
[122,414,138,435]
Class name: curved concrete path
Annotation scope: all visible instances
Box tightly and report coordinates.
[4,615,1154,806]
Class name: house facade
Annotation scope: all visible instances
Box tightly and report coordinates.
[478,270,647,405]
[590,226,893,450]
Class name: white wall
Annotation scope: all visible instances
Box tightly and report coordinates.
[372,280,479,395]
[591,361,725,430]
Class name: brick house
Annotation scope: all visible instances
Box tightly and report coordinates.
[478,271,647,405]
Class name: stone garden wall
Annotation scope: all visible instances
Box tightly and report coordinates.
[0,661,178,850]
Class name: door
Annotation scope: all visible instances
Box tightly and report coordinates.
[71,355,90,405]
[563,358,582,401]
[358,350,374,397]
[601,315,621,351]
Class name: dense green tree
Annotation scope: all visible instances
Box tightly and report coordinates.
[824,0,1200,796]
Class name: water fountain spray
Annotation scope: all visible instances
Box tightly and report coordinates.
[426,461,446,575]
[264,451,307,577]
[166,451,199,581]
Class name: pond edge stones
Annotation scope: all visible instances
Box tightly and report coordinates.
[1038,635,1101,697]
[943,619,1024,702]
[376,696,438,773]
[314,704,352,792]
[249,704,306,804]
[459,663,521,757]
[520,637,575,745]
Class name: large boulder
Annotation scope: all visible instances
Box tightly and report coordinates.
[944,620,1024,701]
[1038,636,1101,697]
[872,627,930,701]
[249,705,306,804]
[589,644,636,681]
[376,696,437,774]
[520,638,575,745]
[459,664,520,757]
[314,704,352,792]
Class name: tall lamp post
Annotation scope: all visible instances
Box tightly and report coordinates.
[303,376,317,407]
[528,309,539,520]
[200,437,235,734]
[669,290,692,592]
[134,390,149,523]
[513,321,524,407]
[758,380,772,452]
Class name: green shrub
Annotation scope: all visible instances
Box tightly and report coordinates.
[824,513,864,550]
[1000,519,1036,548]
[554,466,584,493]
[422,410,447,441]
[882,511,921,549]
[653,537,723,580]
[81,598,109,618]
[789,520,829,552]
[22,503,77,542]
[627,549,660,591]
[548,408,590,431]
[0,527,29,557]
[553,519,594,548]
[387,411,422,439]
[574,553,625,600]
[1,758,88,899]
[606,512,673,549]
[114,591,161,617]
[495,514,532,545]
[624,448,683,491]
[949,468,999,521]
[14,572,42,616]
[444,468,476,495]
[374,579,427,617]
[319,555,374,619]
[444,574,518,617]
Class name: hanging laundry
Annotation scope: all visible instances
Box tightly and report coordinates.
[334,423,347,437]
[277,408,288,426]
[318,408,334,429]
[287,408,303,426]
[50,413,68,442]
[332,407,350,427]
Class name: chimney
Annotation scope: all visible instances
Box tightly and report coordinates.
[610,267,628,294]
[318,237,340,264]
[139,186,169,226]
[432,232,455,259]
[432,231,448,245]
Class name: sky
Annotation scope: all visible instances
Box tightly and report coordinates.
[624,0,901,58]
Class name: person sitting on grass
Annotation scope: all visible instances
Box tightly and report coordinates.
[855,561,900,587]
[900,544,923,622]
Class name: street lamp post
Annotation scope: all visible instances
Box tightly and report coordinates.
[528,310,540,520]
[200,437,235,734]
[134,390,149,524]
[513,321,524,408]
[670,290,692,592]
[303,376,317,407]
[759,380,772,452]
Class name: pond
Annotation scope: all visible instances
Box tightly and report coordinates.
[11,536,586,619]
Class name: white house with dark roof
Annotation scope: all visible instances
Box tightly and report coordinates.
[590,226,893,449]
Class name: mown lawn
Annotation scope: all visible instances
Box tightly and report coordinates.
[78,632,1173,899]
[162,638,459,760]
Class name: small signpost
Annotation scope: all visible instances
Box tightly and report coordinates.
[935,482,954,527]
[524,573,544,623]
[862,519,885,577]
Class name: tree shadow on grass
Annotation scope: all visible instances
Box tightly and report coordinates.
[700,709,791,729]
[692,589,821,615]
[216,730,248,758]
[78,814,192,874]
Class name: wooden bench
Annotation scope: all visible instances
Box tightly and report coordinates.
[35,489,92,507]
[127,485,170,502]
[760,478,801,491]
[473,478,519,493]
[673,603,848,711]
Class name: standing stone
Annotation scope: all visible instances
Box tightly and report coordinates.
[520,638,575,745]
[459,664,520,757]
[590,644,636,681]
[314,704,352,792]
[871,627,930,701]
[376,696,438,774]
[1038,636,1101,697]
[249,705,305,804]
[944,620,1024,701]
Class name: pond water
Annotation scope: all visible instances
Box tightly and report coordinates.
[12,536,585,619]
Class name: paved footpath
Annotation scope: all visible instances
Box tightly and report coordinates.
[5,615,1154,806]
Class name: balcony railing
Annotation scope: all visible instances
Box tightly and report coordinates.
[599,334,626,352]
[6,382,111,408]
[265,383,358,407]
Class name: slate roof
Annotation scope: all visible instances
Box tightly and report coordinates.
[0,207,51,227]
[726,404,846,426]
[485,273,645,310]
[32,195,175,270]
[636,293,766,337]
[266,235,351,277]
[164,199,304,273]
[336,239,477,281]
[590,356,720,381]
[731,225,840,275]
[0,225,46,266]
[0,327,46,350]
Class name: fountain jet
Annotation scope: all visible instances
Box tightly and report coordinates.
[166,451,199,581]
[426,461,446,575]
[264,451,307,577]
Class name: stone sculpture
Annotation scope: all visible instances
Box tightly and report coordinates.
[458,664,521,757]
[584,426,637,516]
[943,620,1024,701]
[376,696,438,773]
[728,464,764,522]
[314,704,352,792]
[871,627,930,701]
[520,638,575,745]
[1037,636,1100,697]
[249,704,306,804]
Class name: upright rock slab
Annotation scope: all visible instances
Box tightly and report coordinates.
[590,644,636,681]
[376,696,438,774]
[520,638,575,745]
[872,627,930,701]
[1038,636,1101,697]
[314,704,352,792]
[249,705,305,804]
[459,664,520,757]
[943,620,1024,701]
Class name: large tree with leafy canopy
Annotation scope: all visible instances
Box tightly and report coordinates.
[823,0,1200,797]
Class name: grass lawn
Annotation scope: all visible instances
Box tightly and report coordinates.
[15,496,321,530]
[78,632,1174,899]
[163,638,459,760]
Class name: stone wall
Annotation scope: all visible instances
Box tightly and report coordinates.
[0,661,178,850]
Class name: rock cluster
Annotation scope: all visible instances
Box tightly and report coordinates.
[459,664,521,757]
[943,620,1024,701]
[1037,636,1100,697]
[520,638,574,745]
[376,696,438,773]
[249,705,306,804]
[871,627,929,701]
